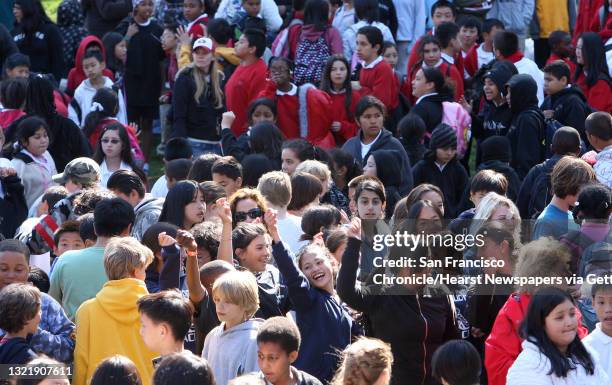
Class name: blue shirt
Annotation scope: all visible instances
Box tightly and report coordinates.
[533,203,578,240]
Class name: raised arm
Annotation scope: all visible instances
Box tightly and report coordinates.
[215,198,234,264]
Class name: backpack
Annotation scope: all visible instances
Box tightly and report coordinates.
[527,168,553,219]
[441,101,472,159]
[293,32,331,86]
[543,117,564,158]
[271,19,304,58]
[578,235,612,278]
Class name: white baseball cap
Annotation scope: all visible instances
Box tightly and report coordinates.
[192,37,214,53]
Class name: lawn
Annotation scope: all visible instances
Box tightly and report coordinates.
[42,0,61,22]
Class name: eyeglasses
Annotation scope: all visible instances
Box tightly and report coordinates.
[234,208,263,222]
[101,139,120,144]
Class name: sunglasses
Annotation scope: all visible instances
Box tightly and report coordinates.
[101,138,120,144]
[234,208,263,222]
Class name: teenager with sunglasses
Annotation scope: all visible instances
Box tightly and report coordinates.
[228,188,268,228]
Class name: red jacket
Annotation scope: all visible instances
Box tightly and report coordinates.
[359,58,399,111]
[575,71,612,112]
[225,59,268,135]
[66,35,115,95]
[53,90,69,118]
[327,89,360,143]
[574,0,604,43]
[187,14,209,39]
[485,292,589,385]
[0,110,25,131]
[401,61,464,104]
[546,53,577,76]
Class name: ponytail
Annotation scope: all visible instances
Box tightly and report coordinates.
[83,88,119,139]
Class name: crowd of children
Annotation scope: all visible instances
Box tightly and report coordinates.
[0,0,612,385]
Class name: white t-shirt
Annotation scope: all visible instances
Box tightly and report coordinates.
[277,214,306,257]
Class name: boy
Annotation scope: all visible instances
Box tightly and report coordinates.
[207,18,240,80]
[546,30,576,75]
[68,50,127,127]
[464,18,505,77]
[256,316,323,385]
[533,156,596,240]
[36,186,69,218]
[191,221,221,266]
[0,239,75,364]
[541,61,590,139]
[235,0,264,33]
[582,283,612,379]
[356,26,399,113]
[184,0,209,39]
[151,137,193,199]
[66,36,115,96]
[212,156,243,197]
[225,28,268,135]
[74,237,156,385]
[49,198,135,320]
[50,220,85,270]
[437,22,465,100]
[257,171,304,255]
[138,289,194,365]
[586,112,612,188]
[78,213,97,248]
[458,16,481,58]
[432,340,481,385]
[3,52,30,79]
[0,283,40,364]
[494,31,544,105]
[165,159,194,191]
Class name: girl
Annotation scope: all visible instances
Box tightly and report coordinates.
[363,149,403,220]
[228,188,268,227]
[574,32,612,112]
[90,355,143,385]
[296,159,349,216]
[398,113,427,167]
[0,77,27,130]
[412,124,468,219]
[299,205,342,243]
[331,337,393,385]
[10,116,56,209]
[159,180,206,230]
[11,0,64,82]
[172,37,224,156]
[396,184,446,221]
[102,32,127,80]
[184,0,209,39]
[288,172,324,216]
[468,192,522,250]
[202,270,262,385]
[403,200,444,235]
[507,287,609,385]
[281,138,316,175]
[320,55,360,145]
[409,67,455,135]
[258,57,335,148]
[329,148,361,197]
[382,41,404,90]
[265,210,354,384]
[82,87,144,165]
[92,123,147,188]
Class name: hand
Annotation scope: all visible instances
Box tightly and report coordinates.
[0,167,16,177]
[459,96,472,114]
[331,121,342,132]
[129,122,140,136]
[351,81,361,90]
[471,327,485,338]
[159,94,170,104]
[542,109,554,119]
[263,209,280,241]
[221,111,236,129]
[176,25,192,48]
[346,217,361,240]
[158,231,177,247]
[216,197,232,225]
[176,229,198,252]
[126,23,139,39]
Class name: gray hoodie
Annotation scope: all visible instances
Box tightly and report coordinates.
[131,194,164,241]
[487,0,534,38]
[202,319,263,385]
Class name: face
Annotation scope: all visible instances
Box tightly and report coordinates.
[251,105,275,125]
[64,179,82,194]
[161,29,178,52]
[357,106,384,138]
[197,247,213,267]
[544,73,567,95]
[490,205,512,221]
[356,34,379,62]
[38,379,70,385]
[184,190,206,228]
[82,57,105,80]
[234,35,253,59]
[483,78,500,101]
[213,292,246,328]
[459,26,479,48]
[412,69,434,98]
[23,127,49,157]
[575,38,584,65]
[193,48,213,70]
[100,129,123,159]
[135,0,154,20]
[432,6,454,27]
[111,189,141,207]
[281,149,300,175]
[470,190,487,207]
[13,4,22,23]
[183,0,204,21]
[237,235,269,273]
[269,60,291,88]
[114,40,128,63]
[420,191,445,217]
[318,177,330,196]
[383,47,398,68]
[505,87,512,108]
[235,199,262,225]
[7,65,29,79]
[139,313,164,353]
[212,173,241,197]
[435,146,457,165]
[363,155,377,177]
[300,251,334,291]
[544,299,578,352]
[422,43,441,67]
[242,0,261,16]
[556,36,574,58]
[330,60,348,87]
[0,251,29,289]
[258,342,296,385]
[593,289,612,335]
[357,189,385,220]
[416,206,442,233]
[55,232,85,257]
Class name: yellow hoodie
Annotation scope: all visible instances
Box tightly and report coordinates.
[73,278,156,385]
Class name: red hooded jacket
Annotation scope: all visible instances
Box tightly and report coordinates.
[66,35,115,95]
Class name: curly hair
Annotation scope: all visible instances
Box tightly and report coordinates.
[331,337,393,385]
[0,283,41,333]
[228,188,268,227]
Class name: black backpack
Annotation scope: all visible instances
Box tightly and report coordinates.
[527,168,553,219]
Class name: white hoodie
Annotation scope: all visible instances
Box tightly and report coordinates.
[69,76,127,128]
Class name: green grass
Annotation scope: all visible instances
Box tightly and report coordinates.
[42,0,61,22]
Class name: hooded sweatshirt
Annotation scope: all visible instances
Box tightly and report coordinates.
[410,92,453,134]
[202,319,262,385]
[541,85,590,140]
[57,0,88,71]
[74,278,156,385]
[371,149,403,219]
[505,74,546,179]
[66,35,115,95]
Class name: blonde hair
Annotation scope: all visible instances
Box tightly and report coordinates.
[228,374,265,385]
[104,237,154,280]
[469,192,522,247]
[296,160,332,185]
[258,171,292,208]
[331,337,393,385]
[179,60,224,109]
[212,270,259,320]
[514,237,571,293]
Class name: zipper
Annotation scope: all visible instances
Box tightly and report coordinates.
[415,295,428,385]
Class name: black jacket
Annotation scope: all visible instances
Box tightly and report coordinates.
[0,337,37,365]
[337,238,458,385]
[541,85,590,141]
[0,23,17,74]
[11,22,64,81]
[412,157,469,219]
[516,154,562,219]
[342,129,414,196]
[220,128,250,161]
[505,74,545,180]
[410,93,453,134]
[171,68,223,141]
[82,0,132,38]
[0,174,28,239]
